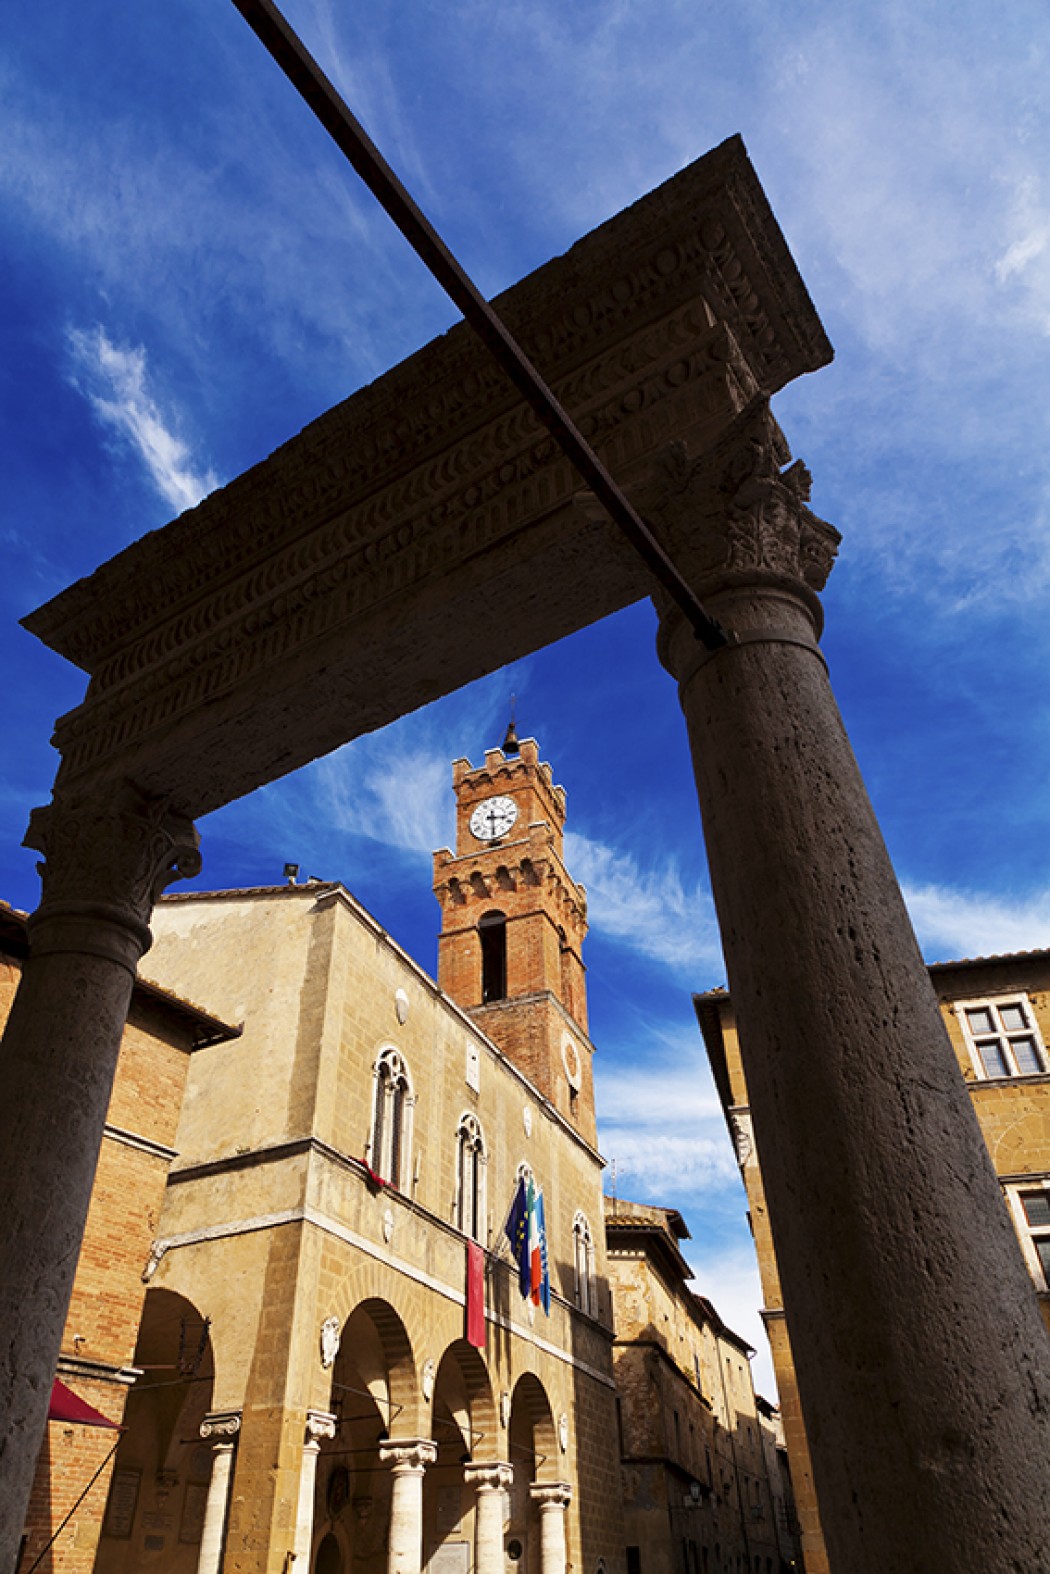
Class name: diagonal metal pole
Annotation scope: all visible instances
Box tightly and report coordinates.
[229,0,730,651]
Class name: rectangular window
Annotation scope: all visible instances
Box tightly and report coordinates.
[957,995,1048,1080]
[1019,1186,1050,1285]
[1006,1180,1050,1290]
[626,1549,642,1574]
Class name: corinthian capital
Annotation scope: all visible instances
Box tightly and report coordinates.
[644,396,841,600]
[23,783,200,960]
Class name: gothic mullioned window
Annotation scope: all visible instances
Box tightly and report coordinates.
[370,1048,413,1188]
[573,1210,596,1315]
[456,1113,487,1241]
[957,995,1048,1080]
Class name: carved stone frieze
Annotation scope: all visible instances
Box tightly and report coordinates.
[24,139,831,818]
[46,320,750,799]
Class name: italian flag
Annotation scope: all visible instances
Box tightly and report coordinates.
[527,1177,550,1315]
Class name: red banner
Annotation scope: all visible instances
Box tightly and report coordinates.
[466,1241,486,1348]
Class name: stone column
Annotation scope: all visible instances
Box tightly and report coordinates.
[0,785,199,1567]
[293,1410,337,1567]
[464,1461,512,1574]
[378,1439,437,1574]
[196,1411,242,1574]
[650,399,1050,1573]
[528,1483,571,1574]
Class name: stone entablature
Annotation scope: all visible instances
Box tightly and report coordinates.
[23,138,831,819]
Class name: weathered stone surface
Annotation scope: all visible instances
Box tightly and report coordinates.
[660,422,1050,1572]
[23,136,830,818]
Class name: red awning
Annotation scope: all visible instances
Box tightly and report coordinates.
[47,1378,120,1429]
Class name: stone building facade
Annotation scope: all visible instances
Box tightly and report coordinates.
[695,949,1050,1574]
[3,903,238,1574]
[605,1200,801,1574]
[81,740,622,1574]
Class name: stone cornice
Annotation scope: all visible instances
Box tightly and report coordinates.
[27,138,827,672]
[23,139,830,818]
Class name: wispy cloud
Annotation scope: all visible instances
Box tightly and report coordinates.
[566,830,721,974]
[904,880,1050,963]
[314,740,454,857]
[66,326,218,514]
[597,1033,738,1198]
[200,668,527,872]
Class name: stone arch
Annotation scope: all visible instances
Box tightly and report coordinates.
[332,1297,417,1438]
[94,1287,216,1574]
[311,1297,421,1574]
[508,1372,558,1480]
[506,1374,560,1574]
[430,1339,498,1460]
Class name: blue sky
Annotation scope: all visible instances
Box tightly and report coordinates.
[4,0,1050,1395]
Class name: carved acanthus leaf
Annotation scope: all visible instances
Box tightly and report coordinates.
[24,785,200,946]
[645,397,841,595]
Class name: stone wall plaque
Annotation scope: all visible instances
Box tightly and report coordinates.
[429,1541,470,1574]
[102,1469,140,1539]
[179,1480,208,1543]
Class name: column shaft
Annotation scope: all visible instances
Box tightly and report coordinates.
[662,577,1050,1570]
[379,1440,436,1574]
[465,1462,512,1574]
[197,1441,236,1574]
[529,1485,570,1574]
[293,1412,337,1567]
[0,788,199,1568]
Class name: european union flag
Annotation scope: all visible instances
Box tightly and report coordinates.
[504,1175,530,1298]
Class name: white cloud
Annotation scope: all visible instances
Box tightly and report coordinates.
[314,741,454,857]
[66,326,218,514]
[566,830,722,975]
[596,1039,739,1200]
[904,880,1050,963]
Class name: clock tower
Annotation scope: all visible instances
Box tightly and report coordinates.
[433,737,596,1143]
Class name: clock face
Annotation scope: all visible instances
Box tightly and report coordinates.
[469,795,519,841]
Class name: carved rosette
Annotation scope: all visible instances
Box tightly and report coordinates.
[24,784,200,962]
[644,396,841,606]
[464,1462,514,1494]
[378,1439,438,1474]
[200,1410,242,1441]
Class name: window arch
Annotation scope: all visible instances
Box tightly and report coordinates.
[456,1113,487,1241]
[573,1210,596,1316]
[370,1048,413,1188]
[479,910,507,1002]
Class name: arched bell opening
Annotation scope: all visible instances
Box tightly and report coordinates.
[94,1287,216,1574]
[479,910,508,1003]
